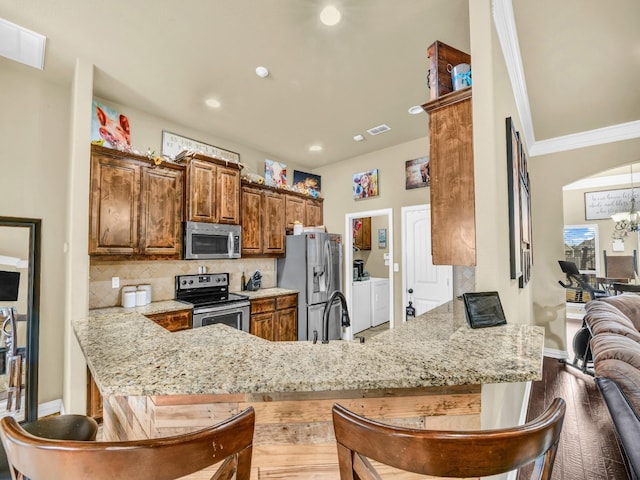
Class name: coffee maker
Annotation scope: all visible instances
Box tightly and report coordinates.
[353,260,365,281]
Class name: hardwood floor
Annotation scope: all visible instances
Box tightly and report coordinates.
[517,356,630,480]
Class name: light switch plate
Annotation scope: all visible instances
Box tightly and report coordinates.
[112,277,120,289]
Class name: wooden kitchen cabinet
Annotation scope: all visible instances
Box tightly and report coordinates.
[87,368,102,422]
[285,194,305,231]
[89,145,184,259]
[184,155,240,224]
[145,309,192,332]
[353,217,371,250]
[305,198,323,227]
[249,293,297,341]
[285,193,324,232]
[241,182,285,256]
[423,88,475,266]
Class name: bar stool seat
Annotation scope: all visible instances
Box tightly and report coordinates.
[0,414,98,479]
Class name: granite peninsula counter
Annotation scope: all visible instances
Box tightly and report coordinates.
[75,300,544,479]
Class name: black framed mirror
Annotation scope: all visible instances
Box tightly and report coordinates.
[0,217,40,423]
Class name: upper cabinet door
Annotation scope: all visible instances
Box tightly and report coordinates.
[139,166,184,256]
[216,166,240,224]
[89,153,141,255]
[305,199,323,228]
[285,195,305,231]
[263,192,285,254]
[426,92,475,266]
[241,186,263,255]
[186,159,217,223]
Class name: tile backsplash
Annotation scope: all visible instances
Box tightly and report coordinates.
[90,258,277,308]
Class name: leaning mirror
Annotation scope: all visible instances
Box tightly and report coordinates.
[0,217,41,423]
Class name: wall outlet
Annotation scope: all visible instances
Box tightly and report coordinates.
[112,277,120,289]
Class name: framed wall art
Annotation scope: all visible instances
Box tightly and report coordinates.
[505,117,532,288]
[265,159,287,187]
[405,156,430,189]
[161,130,240,163]
[353,169,379,200]
[91,100,131,151]
[293,170,321,196]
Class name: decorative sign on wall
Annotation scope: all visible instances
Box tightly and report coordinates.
[584,188,636,220]
[161,130,240,163]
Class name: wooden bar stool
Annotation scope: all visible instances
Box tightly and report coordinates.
[0,407,254,480]
[332,398,566,479]
[0,414,99,479]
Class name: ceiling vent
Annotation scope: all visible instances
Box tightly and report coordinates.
[366,124,391,136]
[0,18,46,70]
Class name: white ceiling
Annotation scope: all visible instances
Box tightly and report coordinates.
[0,0,638,168]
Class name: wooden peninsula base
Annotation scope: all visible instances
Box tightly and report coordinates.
[103,385,481,479]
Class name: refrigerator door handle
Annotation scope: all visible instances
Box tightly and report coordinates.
[324,239,332,293]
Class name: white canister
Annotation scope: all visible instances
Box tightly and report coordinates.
[137,284,152,305]
[135,290,147,307]
[293,222,303,235]
[121,286,137,307]
[122,291,136,308]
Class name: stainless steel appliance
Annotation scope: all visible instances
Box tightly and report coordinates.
[183,221,241,260]
[277,232,343,341]
[175,273,249,331]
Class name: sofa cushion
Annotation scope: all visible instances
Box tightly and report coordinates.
[585,300,640,341]
[598,294,640,330]
[591,333,640,416]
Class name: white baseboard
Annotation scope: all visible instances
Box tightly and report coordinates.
[544,348,569,360]
[38,398,63,418]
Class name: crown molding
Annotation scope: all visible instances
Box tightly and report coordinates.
[492,0,640,157]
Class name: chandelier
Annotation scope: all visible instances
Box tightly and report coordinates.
[612,165,639,238]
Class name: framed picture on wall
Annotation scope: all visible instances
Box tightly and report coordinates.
[506,117,522,280]
[353,169,379,200]
[405,156,430,189]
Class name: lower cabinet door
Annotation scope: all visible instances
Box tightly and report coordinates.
[251,312,275,341]
[275,307,297,341]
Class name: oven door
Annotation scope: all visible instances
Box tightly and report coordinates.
[192,302,250,332]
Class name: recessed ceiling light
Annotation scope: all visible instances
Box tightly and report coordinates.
[255,66,269,78]
[353,134,364,142]
[309,145,323,152]
[204,98,221,108]
[320,5,341,26]
[408,105,424,115]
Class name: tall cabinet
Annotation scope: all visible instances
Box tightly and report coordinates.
[423,88,475,266]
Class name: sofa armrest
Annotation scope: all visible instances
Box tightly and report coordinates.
[596,377,640,480]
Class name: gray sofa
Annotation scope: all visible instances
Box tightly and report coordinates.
[585,294,640,480]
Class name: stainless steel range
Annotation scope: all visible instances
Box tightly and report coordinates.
[175,273,250,331]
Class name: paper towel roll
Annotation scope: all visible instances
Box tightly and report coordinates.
[123,291,136,308]
[135,290,147,306]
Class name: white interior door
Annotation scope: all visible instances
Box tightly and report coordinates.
[402,204,452,316]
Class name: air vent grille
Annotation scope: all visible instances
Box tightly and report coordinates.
[366,124,391,136]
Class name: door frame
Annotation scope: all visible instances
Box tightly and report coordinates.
[344,208,394,340]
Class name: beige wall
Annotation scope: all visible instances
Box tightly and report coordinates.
[563,185,640,275]
[0,59,71,404]
[315,137,429,323]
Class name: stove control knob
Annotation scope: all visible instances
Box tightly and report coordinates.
[181,280,187,286]
[189,280,194,285]
[216,277,221,283]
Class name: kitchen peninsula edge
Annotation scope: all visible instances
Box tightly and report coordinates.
[75,300,544,479]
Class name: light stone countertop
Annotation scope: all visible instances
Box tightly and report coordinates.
[76,299,544,397]
[235,287,298,300]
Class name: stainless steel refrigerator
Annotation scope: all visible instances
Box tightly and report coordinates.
[277,232,343,341]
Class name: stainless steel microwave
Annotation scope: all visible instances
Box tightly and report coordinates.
[183,221,241,260]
